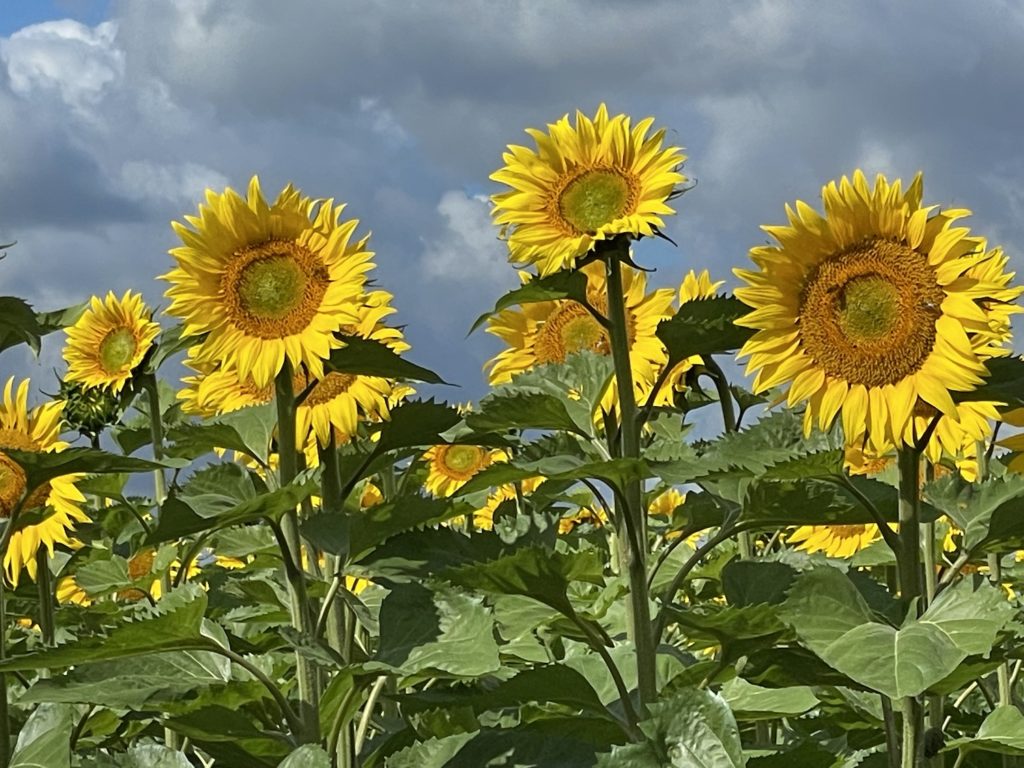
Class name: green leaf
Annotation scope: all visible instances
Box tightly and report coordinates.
[656,295,755,360]
[445,718,618,768]
[372,583,501,678]
[446,546,605,620]
[455,455,649,498]
[166,403,277,463]
[719,678,818,721]
[6,447,170,496]
[146,323,200,374]
[0,587,209,672]
[944,706,1024,756]
[21,649,231,708]
[780,568,1015,699]
[721,560,797,606]
[279,745,332,768]
[925,473,1024,551]
[595,688,745,768]
[386,735,475,768]
[114,744,193,767]
[470,271,590,333]
[9,703,73,768]
[954,356,1024,409]
[372,400,462,456]
[328,334,448,384]
[75,557,131,596]
[467,391,589,436]
[0,297,84,356]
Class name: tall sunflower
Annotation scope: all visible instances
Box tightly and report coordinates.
[0,379,87,586]
[163,176,372,388]
[788,524,882,558]
[423,444,507,498]
[485,261,674,409]
[178,350,276,418]
[491,104,686,276]
[296,290,411,447]
[736,171,1017,450]
[63,290,160,393]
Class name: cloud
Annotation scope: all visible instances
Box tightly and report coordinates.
[421,191,507,285]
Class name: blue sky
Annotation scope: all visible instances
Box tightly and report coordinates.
[2,1,1024,405]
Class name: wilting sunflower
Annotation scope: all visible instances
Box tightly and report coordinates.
[164,176,372,388]
[296,290,411,447]
[788,524,883,558]
[486,261,674,409]
[64,290,160,393]
[0,379,88,587]
[491,104,686,276]
[736,171,1017,450]
[423,444,507,498]
[653,270,725,405]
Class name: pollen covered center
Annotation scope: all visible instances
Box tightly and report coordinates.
[439,445,487,480]
[223,240,330,339]
[557,169,635,234]
[535,303,610,364]
[0,430,48,517]
[799,238,944,388]
[99,327,139,374]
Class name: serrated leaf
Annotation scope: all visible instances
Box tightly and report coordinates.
[924,473,1024,551]
[0,297,84,357]
[6,447,170,497]
[470,271,590,333]
[327,334,448,384]
[780,568,1016,699]
[386,734,475,768]
[656,295,754,360]
[467,391,589,436]
[595,688,745,768]
[166,403,276,463]
[372,400,462,456]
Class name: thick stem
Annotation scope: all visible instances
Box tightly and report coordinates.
[603,241,656,708]
[0,579,9,768]
[34,550,55,649]
[898,447,923,767]
[275,362,320,743]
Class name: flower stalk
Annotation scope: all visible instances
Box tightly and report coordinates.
[898,446,923,767]
[602,237,656,711]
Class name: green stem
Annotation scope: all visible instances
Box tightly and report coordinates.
[275,362,320,743]
[602,239,656,708]
[987,553,1013,707]
[0,578,9,768]
[898,447,923,767]
[34,550,54,649]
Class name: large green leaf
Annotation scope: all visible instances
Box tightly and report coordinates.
[327,334,448,385]
[470,270,590,333]
[954,355,1024,409]
[780,568,1015,699]
[924,473,1024,551]
[386,735,475,768]
[656,294,754,360]
[166,403,277,463]
[21,649,230,708]
[455,455,649,497]
[372,583,501,678]
[107,744,193,767]
[0,297,84,356]
[595,688,745,767]
[467,391,589,436]
[6,447,170,496]
[944,706,1024,756]
[445,718,619,768]
[372,400,462,455]
[9,703,74,768]
[0,587,209,672]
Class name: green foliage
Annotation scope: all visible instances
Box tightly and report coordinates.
[0,296,84,356]
[470,270,590,333]
[656,294,755,360]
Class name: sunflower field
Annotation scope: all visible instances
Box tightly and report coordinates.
[2,104,1024,768]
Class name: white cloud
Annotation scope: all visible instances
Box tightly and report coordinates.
[421,191,507,285]
[0,19,123,117]
[359,97,410,146]
[117,160,229,206]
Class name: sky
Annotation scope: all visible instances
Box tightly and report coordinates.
[2,0,1024,404]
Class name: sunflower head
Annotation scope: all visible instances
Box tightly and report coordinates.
[491,104,686,276]
[0,379,88,586]
[63,290,160,394]
[736,171,1017,450]
[163,176,372,388]
[423,444,507,498]
[788,524,881,558]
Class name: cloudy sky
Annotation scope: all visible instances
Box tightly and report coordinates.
[2,0,1024,400]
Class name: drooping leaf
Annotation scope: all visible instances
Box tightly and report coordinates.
[9,703,74,768]
[470,270,590,333]
[721,560,797,606]
[720,678,818,721]
[780,568,1016,699]
[944,706,1024,756]
[328,334,448,385]
[6,447,171,496]
[372,400,462,455]
[446,718,619,768]
[656,295,755,361]
[0,297,84,356]
[595,687,745,768]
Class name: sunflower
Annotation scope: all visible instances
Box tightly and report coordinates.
[788,524,882,558]
[736,171,1017,451]
[470,476,545,530]
[296,290,411,447]
[63,290,160,394]
[486,261,674,410]
[491,104,686,276]
[0,379,88,587]
[163,176,373,388]
[653,270,725,405]
[179,349,276,418]
[423,444,507,498]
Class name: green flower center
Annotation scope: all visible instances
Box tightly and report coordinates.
[837,276,901,341]
[442,445,485,474]
[238,256,309,319]
[99,328,139,374]
[558,169,633,234]
[535,303,610,365]
[561,315,606,355]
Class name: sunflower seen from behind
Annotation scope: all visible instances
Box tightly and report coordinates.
[63,290,160,394]
[0,379,87,586]
[736,171,1017,450]
[491,104,686,276]
[163,176,372,388]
